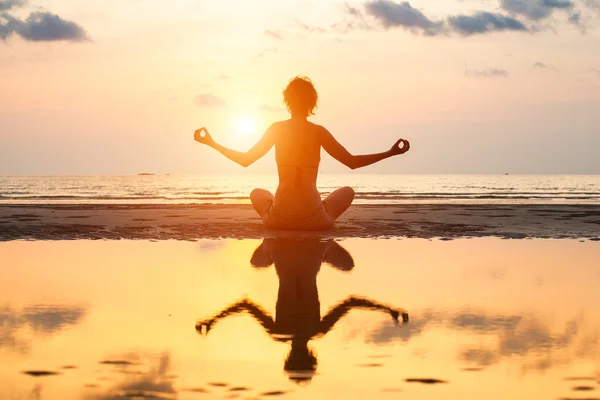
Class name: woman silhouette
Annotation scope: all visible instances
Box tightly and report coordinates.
[195,238,408,383]
[194,76,410,230]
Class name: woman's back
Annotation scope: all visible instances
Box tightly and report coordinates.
[272,119,323,216]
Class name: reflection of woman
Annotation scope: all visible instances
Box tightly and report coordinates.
[193,76,410,230]
[196,238,408,383]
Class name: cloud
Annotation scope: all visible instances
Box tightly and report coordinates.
[345,3,362,16]
[533,61,555,69]
[584,0,600,10]
[16,11,88,41]
[592,68,600,76]
[296,20,327,33]
[500,0,573,20]
[568,11,587,33]
[465,67,509,77]
[0,0,25,11]
[214,74,229,81]
[0,11,88,42]
[193,94,226,108]
[346,0,589,36]
[364,0,444,35]
[264,29,283,40]
[448,12,529,35]
[0,12,19,40]
[346,1,529,36]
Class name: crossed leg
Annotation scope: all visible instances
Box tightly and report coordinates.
[250,188,274,218]
[323,186,355,221]
[251,186,355,223]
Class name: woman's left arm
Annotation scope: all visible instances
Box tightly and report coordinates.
[194,125,276,168]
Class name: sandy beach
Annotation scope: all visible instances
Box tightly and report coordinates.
[1,204,599,241]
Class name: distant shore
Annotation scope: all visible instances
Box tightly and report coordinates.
[1,204,600,241]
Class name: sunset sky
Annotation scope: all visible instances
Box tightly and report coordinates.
[1,0,599,174]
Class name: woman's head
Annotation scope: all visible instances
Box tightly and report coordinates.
[283,76,318,117]
[284,339,317,384]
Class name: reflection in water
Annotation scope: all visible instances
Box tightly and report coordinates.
[2,239,600,399]
[196,238,409,383]
[91,353,177,400]
[0,304,87,353]
[369,310,600,373]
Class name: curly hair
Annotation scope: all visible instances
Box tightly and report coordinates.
[283,76,318,117]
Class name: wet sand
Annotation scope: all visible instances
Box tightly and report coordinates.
[1,204,600,241]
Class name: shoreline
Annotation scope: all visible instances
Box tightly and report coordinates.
[1,204,600,241]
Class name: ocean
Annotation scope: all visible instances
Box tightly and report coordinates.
[1,174,600,204]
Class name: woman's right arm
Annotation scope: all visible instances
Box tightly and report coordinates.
[319,126,410,170]
[194,126,276,168]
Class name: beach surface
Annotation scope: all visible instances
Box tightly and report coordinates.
[1,204,599,241]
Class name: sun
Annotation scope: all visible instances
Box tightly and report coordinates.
[233,114,258,136]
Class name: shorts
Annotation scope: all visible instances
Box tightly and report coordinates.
[262,203,334,231]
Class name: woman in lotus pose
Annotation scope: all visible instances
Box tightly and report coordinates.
[194,76,410,230]
[196,238,408,383]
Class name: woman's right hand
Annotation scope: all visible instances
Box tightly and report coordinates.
[390,139,410,156]
[194,127,214,146]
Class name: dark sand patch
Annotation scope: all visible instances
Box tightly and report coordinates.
[184,387,210,393]
[229,387,251,391]
[99,360,137,366]
[121,390,174,398]
[22,370,60,377]
[405,378,448,384]
[260,390,287,396]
